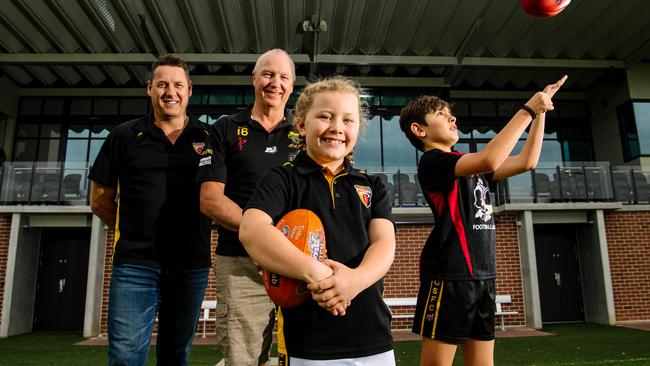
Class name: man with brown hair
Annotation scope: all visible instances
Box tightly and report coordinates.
[90,54,212,366]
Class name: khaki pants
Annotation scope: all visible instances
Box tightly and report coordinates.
[215,255,275,366]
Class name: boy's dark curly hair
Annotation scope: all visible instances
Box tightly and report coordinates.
[399,96,451,152]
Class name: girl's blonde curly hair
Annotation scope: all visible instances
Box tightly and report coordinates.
[292,76,369,154]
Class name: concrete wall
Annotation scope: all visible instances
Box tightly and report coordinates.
[8,224,40,335]
[627,64,650,99]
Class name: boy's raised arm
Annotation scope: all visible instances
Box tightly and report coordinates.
[455,75,567,178]
[492,75,568,180]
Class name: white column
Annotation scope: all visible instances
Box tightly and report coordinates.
[83,215,107,337]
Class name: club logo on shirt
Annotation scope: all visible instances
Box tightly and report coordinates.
[193,142,207,155]
[288,131,302,149]
[237,136,248,151]
[265,146,278,154]
[473,177,495,230]
[354,185,372,208]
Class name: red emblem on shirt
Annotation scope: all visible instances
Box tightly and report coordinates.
[237,137,248,151]
[193,142,206,155]
[354,185,372,208]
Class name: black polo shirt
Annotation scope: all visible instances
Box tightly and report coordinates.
[418,148,497,281]
[196,108,300,256]
[89,115,212,270]
[244,151,394,360]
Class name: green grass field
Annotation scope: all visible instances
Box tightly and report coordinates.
[1,323,649,365]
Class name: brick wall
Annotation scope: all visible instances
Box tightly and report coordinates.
[99,229,220,335]
[493,213,526,328]
[604,211,650,321]
[0,215,11,329]
[385,215,526,330]
[99,230,114,335]
[98,216,528,334]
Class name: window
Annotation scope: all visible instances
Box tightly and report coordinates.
[353,115,381,171]
[382,114,417,172]
[618,101,650,161]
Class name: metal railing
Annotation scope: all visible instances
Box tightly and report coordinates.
[1,161,648,207]
[494,162,650,205]
[369,162,650,208]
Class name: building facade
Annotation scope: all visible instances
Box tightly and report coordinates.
[0,0,649,338]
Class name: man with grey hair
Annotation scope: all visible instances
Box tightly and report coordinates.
[197,49,299,366]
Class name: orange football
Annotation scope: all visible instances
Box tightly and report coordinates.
[262,209,327,308]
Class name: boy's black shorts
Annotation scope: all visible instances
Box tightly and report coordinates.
[411,278,496,344]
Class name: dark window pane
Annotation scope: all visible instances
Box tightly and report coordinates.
[617,101,638,161]
[190,88,209,105]
[243,90,255,106]
[452,100,470,117]
[287,92,299,107]
[557,119,591,139]
[381,91,409,107]
[20,99,42,115]
[497,101,519,117]
[43,98,64,115]
[543,118,560,138]
[40,125,62,138]
[13,139,37,161]
[16,124,39,138]
[557,100,588,117]
[361,91,380,107]
[209,90,238,105]
[70,98,92,115]
[563,140,593,161]
[37,139,60,162]
[120,98,148,115]
[94,99,119,115]
[470,101,496,117]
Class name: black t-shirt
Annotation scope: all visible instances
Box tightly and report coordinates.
[89,115,212,270]
[196,108,300,256]
[418,148,497,280]
[245,151,394,359]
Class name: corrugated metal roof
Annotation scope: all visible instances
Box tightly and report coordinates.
[0,0,648,89]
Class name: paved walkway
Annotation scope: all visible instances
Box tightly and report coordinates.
[76,327,551,346]
[617,321,650,332]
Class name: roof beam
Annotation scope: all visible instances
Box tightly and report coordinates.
[317,54,458,66]
[461,57,626,69]
[0,53,628,69]
[0,53,311,64]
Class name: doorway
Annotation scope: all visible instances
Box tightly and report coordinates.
[534,224,584,323]
[33,228,90,331]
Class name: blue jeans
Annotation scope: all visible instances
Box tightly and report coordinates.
[108,264,209,366]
